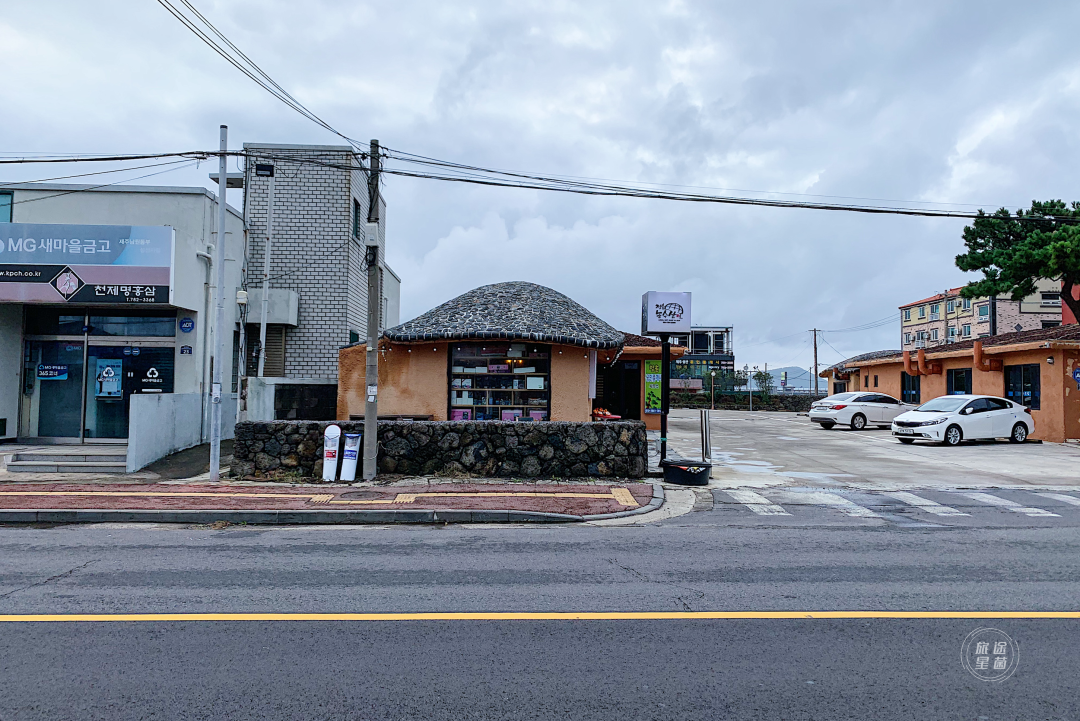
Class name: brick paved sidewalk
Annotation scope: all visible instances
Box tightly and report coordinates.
[0,482,659,523]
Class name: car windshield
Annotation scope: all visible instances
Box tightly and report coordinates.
[914,397,969,413]
[822,393,858,402]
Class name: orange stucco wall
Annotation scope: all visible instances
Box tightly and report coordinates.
[338,341,450,420]
[550,347,592,422]
[827,348,1079,443]
[339,341,596,422]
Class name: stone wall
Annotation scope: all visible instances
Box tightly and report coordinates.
[233,420,648,480]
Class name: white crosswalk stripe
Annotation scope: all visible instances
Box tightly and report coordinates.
[723,490,791,516]
[957,492,1060,517]
[883,491,969,517]
[1034,492,1080,507]
[775,491,881,518]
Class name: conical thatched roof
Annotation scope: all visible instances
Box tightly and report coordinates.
[383,281,625,349]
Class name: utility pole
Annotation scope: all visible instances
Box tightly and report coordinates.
[362,140,381,481]
[256,162,275,376]
[209,125,228,482]
[811,328,819,396]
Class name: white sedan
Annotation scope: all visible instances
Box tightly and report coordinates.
[891,394,1034,446]
[809,392,913,430]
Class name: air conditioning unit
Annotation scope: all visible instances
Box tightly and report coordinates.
[913,341,926,349]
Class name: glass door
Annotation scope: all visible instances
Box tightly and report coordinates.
[84,345,175,439]
[23,340,85,438]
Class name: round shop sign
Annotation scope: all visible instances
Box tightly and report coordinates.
[123,347,132,356]
[179,317,195,333]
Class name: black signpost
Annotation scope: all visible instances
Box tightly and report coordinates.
[660,333,670,461]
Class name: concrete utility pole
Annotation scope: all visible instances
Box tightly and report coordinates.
[209,125,228,482]
[362,139,382,481]
[257,163,275,376]
[811,328,819,396]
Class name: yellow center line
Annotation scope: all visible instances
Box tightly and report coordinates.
[0,611,1076,622]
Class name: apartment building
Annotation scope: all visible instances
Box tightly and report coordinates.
[900,281,1062,352]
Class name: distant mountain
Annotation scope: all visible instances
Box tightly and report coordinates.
[753,366,817,390]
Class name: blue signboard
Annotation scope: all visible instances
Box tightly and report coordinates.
[37,364,68,380]
[95,359,123,398]
[1073,367,1080,389]
[0,223,173,304]
[179,317,195,333]
[180,345,193,355]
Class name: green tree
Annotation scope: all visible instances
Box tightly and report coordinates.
[955,200,1080,323]
[753,370,774,397]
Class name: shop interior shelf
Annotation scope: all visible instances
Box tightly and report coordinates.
[451,371,548,376]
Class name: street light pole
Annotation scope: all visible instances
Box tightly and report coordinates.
[710,370,715,411]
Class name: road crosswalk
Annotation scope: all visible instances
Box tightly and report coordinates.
[713,488,1080,524]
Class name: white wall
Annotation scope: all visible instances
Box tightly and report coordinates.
[6,183,246,443]
[0,305,20,439]
[127,392,203,472]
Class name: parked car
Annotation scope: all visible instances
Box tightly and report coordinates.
[809,392,913,430]
[890,394,1034,446]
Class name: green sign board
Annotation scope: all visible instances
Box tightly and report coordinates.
[644,359,662,414]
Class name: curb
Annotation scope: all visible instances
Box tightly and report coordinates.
[580,483,665,521]
[0,484,665,526]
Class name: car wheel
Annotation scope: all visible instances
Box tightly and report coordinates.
[897,438,915,444]
[1009,423,1028,443]
[943,425,963,446]
[850,414,867,431]
[818,422,835,430]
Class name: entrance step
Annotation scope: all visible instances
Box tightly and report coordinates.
[7,446,128,474]
[7,460,128,474]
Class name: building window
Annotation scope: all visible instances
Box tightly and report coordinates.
[352,199,363,237]
[1041,292,1061,307]
[962,298,971,310]
[947,326,957,339]
[904,309,911,321]
[947,368,972,395]
[1042,320,1061,329]
[0,191,11,222]
[918,306,926,319]
[873,375,878,388]
[901,372,920,404]
[930,303,940,320]
[864,374,869,388]
[963,324,971,336]
[931,328,939,341]
[947,300,955,313]
[904,333,911,344]
[1005,364,1041,410]
[978,304,990,318]
[449,343,551,420]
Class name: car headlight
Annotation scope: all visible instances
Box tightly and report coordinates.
[920,416,949,426]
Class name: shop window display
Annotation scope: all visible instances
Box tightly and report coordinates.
[449,343,551,421]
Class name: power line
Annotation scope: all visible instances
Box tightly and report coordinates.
[0,159,196,188]
[824,313,898,333]
[7,162,200,207]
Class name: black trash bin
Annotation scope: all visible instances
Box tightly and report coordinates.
[660,459,712,486]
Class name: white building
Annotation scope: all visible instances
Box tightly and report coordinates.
[0,182,245,471]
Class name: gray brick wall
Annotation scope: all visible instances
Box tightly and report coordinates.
[243,145,384,380]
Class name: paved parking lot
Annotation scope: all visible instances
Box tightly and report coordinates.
[666,409,1080,489]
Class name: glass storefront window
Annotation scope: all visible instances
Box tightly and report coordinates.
[449,343,551,421]
[24,308,86,335]
[89,311,177,337]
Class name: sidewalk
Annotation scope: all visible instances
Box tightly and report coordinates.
[0,481,662,525]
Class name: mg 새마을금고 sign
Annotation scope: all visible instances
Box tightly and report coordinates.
[0,223,173,304]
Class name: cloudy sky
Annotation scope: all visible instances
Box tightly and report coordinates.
[4,0,1080,371]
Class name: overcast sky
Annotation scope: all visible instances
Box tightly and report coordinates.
[4,0,1080,371]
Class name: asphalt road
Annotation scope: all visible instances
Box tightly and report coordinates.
[1,522,1078,719]
[666,409,1080,487]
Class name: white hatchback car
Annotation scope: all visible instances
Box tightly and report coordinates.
[891,394,1034,446]
[809,392,913,430]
